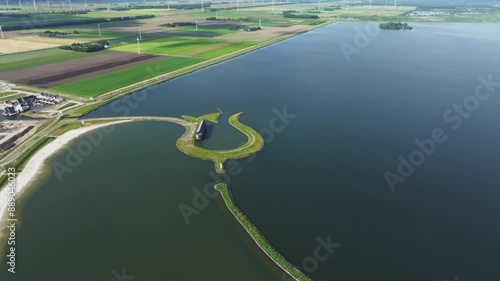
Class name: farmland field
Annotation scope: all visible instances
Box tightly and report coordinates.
[195,41,257,59]
[111,36,199,54]
[0,49,96,72]
[0,51,165,88]
[0,2,328,98]
[51,56,203,97]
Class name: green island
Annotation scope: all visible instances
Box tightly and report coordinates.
[177,112,264,173]
[379,22,413,30]
[215,183,313,281]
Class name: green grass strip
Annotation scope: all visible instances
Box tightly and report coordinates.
[182,112,222,123]
[51,56,204,97]
[215,183,313,281]
[195,41,257,60]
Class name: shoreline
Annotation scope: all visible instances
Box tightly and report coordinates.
[0,120,131,224]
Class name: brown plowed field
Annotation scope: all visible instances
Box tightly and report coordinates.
[0,51,165,88]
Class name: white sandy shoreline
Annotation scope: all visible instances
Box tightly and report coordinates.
[0,120,130,224]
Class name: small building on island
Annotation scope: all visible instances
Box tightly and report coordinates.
[195,120,207,140]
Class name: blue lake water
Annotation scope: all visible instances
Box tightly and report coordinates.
[2,22,500,281]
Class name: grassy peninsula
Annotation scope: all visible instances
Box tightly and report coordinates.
[176,112,264,173]
[215,183,313,281]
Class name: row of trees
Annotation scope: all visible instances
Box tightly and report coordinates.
[161,22,196,27]
[2,10,89,17]
[283,11,319,19]
[96,3,212,11]
[2,14,155,31]
[59,41,109,52]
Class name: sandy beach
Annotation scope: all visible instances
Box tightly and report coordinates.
[0,120,130,224]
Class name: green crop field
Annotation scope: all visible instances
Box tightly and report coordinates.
[0,48,96,72]
[195,41,257,59]
[112,36,229,56]
[148,38,227,55]
[175,26,239,35]
[51,56,203,97]
[112,36,197,53]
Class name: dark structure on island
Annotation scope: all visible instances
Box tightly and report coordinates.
[195,120,207,140]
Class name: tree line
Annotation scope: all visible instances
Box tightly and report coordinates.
[2,14,155,31]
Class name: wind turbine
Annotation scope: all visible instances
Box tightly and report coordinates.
[346,1,349,11]
[138,27,142,41]
[98,23,101,37]
[195,20,198,31]
[393,0,397,9]
[33,0,38,12]
[137,36,141,54]
[368,0,372,10]
[317,0,321,11]
[6,0,9,9]
[18,0,21,8]
[46,0,49,9]
[236,0,239,11]
[201,0,204,11]
[0,26,4,39]
[167,1,169,10]
[62,0,64,10]
[69,0,72,10]
[384,0,388,10]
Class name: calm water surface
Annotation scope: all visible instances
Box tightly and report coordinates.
[2,22,500,281]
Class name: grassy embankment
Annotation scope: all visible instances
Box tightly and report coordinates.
[176,112,263,173]
[182,112,222,123]
[214,183,312,281]
[0,136,54,188]
[50,119,120,136]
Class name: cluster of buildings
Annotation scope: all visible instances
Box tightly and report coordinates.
[37,92,65,104]
[3,93,64,116]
